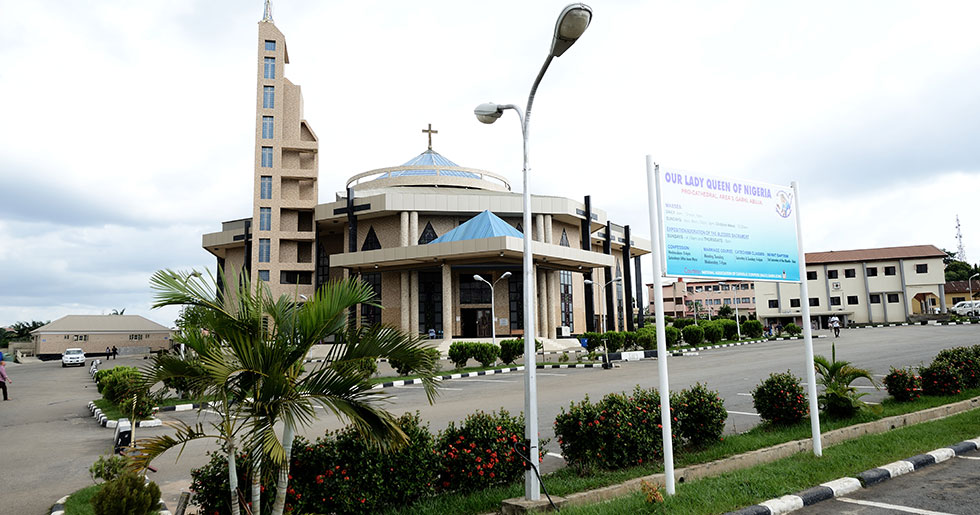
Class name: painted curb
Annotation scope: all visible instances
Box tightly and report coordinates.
[369,363,603,389]
[725,436,980,514]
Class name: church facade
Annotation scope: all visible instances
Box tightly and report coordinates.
[202,10,650,349]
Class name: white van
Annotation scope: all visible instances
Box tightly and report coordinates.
[951,300,979,316]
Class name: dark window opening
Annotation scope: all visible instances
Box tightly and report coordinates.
[768,299,778,308]
[360,272,381,326]
[806,271,817,280]
[418,271,443,335]
[827,270,838,279]
[790,298,801,308]
[809,297,819,307]
[560,270,573,330]
[844,268,856,278]
[915,264,928,273]
[509,277,523,331]
[847,295,859,305]
[418,222,438,245]
[870,294,881,304]
[867,267,878,277]
[830,296,841,306]
[280,271,312,285]
[361,226,381,251]
[887,293,899,303]
[884,266,896,276]
[460,276,493,304]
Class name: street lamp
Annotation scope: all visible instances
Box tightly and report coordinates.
[718,282,741,340]
[473,3,592,502]
[585,277,620,369]
[474,272,512,347]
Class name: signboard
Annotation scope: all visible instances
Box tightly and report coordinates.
[659,170,799,282]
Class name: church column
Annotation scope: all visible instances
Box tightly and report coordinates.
[410,211,419,245]
[544,215,553,244]
[400,212,409,247]
[535,214,545,242]
[442,262,453,343]
[537,267,548,338]
[400,272,410,332]
[409,271,419,336]
[547,271,558,339]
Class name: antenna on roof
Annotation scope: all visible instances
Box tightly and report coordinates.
[956,214,967,262]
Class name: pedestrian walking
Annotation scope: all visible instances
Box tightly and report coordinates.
[829,315,841,338]
[112,346,118,359]
[106,346,111,359]
[0,359,11,401]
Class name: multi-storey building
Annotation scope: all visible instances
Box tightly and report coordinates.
[650,279,756,320]
[754,245,947,327]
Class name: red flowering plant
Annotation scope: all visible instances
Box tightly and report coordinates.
[188,451,276,515]
[919,360,963,397]
[751,371,808,426]
[934,346,980,389]
[883,366,921,402]
[434,409,541,493]
[675,382,727,448]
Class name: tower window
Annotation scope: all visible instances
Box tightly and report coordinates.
[265,40,276,51]
[260,176,272,199]
[264,57,275,79]
[258,270,270,282]
[262,116,274,139]
[258,239,271,263]
[261,147,273,168]
[263,86,274,108]
[259,207,271,231]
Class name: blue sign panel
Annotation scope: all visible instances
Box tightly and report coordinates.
[659,171,800,282]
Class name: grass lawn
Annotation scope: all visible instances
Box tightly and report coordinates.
[392,388,980,514]
[63,484,100,514]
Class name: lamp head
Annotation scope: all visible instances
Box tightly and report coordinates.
[550,3,593,57]
[584,279,593,286]
[474,274,486,282]
[500,271,513,279]
[474,102,503,124]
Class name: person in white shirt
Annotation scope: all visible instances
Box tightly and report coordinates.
[829,315,841,337]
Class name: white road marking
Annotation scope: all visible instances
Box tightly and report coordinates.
[546,452,564,459]
[837,497,957,514]
[736,393,752,396]
[727,410,760,417]
[465,378,515,383]
[536,373,566,377]
[958,456,980,460]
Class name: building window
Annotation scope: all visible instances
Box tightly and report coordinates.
[952,296,966,304]
[712,285,720,292]
[720,284,730,291]
[280,271,312,285]
[809,297,819,307]
[870,294,881,304]
[560,270,573,331]
[460,276,492,304]
[261,146,273,168]
[884,266,896,276]
[258,270,270,282]
[259,207,271,231]
[695,286,703,292]
[844,268,856,278]
[887,293,899,303]
[265,40,276,51]
[419,271,443,335]
[915,264,928,273]
[723,298,731,305]
[260,176,272,199]
[867,267,878,277]
[827,270,838,279]
[830,296,841,306]
[258,239,270,262]
[806,271,817,280]
[687,287,694,293]
[847,295,859,305]
[264,57,275,79]
[509,277,523,331]
[790,298,801,308]
[263,86,275,108]
[768,299,778,309]
[361,226,381,251]
[262,116,274,139]
[360,272,382,326]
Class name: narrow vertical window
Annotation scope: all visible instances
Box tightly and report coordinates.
[263,86,275,108]
[261,146,273,168]
[264,57,276,79]
[265,40,276,51]
[260,176,272,199]
[560,270,573,331]
[259,207,271,231]
[258,239,271,263]
[262,116,274,139]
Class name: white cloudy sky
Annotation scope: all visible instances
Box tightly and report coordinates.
[2,0,979,328]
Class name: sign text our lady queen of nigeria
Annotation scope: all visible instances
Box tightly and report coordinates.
[659,171,800,282]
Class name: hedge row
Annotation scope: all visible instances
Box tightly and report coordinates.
[94,366,154,418]
[885,344,980,400]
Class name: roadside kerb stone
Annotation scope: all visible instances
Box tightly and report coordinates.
[541,396,980,512]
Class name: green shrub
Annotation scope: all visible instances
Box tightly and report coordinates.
[290,412,439,513]
[742,319,764,338]
[91,471,161,515]
[681,325,704,346]
[664,326,681,347]
[919,360,963,396]
[934,346,980,388]
[751,371,808,425]
[448,342,473,368]
[100,367,142,404]
[672,318,695,330]
[635,327,657,350]
[89,454,129,483]
[784,323,802,336]
[498,339,524,365]
[389,347,441,376]
[604,331,625,353]
[470,342,499,367]
[884,366,921,402]
[554,385,671,472]
[332,356,378,379]
[581,332,604,353]
[621,330,639,351]
[436,409,534,492]
[675,382,727,448]
[702,322,723,344]
[718,319,738,340]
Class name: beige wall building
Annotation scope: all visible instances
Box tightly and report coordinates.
[754,245,947,327]
[31,315,172,357]
[649,279,756,319]
[202,12,652,350]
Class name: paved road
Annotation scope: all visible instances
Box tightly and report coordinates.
[802,446,980,514]
[1,324,977,514]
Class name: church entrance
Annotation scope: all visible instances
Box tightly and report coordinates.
[461,308,492,338]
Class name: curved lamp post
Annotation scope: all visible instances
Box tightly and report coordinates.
[474,272,512,347]
[473,3,592,502]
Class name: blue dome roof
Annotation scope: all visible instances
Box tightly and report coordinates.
[380,149,480,179]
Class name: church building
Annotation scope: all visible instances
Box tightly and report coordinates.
[202,6,650,349]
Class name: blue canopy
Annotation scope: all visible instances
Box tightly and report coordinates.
[429,210,522,243]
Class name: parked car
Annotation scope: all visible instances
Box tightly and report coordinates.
[951,300,979,316]
[62,348,86,367]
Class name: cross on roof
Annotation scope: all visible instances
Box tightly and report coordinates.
[422,123,438,150]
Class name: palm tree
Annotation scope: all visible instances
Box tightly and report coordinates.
[813,343,877,418]
[132,268,439,515]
